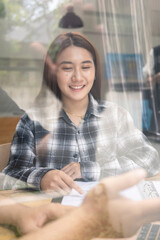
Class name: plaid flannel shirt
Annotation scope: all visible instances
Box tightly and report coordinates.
[3,95,160,189]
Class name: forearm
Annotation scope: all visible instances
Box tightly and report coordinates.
[0,195,25,226]
[19,205,101,240]
[117,128,160,177]
[19,199,122,240]
[119,145,159,177]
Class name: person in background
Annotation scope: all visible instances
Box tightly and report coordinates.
[3,32,160,193]
[143,46,160,86]
[0,86,24,116]
[142,46,160,138]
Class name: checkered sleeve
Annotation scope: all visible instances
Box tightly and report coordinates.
[2,114,53,189]
[80,161,101,181]
[117,107,160,177]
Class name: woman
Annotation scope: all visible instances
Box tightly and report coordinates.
[3,32,160,192]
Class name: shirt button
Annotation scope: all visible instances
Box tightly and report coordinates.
[77,130,80,134]
[73,153,78,158]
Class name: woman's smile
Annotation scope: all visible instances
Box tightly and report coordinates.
[56,45,95,105]
[69,85,85,91]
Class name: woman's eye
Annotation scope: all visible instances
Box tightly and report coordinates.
[62,67,72,71]
[82,66,91,70]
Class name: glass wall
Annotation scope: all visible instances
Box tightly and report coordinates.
[1,2,160,237]
[1,0,160,149]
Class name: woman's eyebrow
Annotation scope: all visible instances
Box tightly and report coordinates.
[59,61,73,65]
[82,60,93,64]
[59,60,93,65]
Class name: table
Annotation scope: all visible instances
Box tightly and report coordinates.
[0,189,52,240]
[1,177,160,240]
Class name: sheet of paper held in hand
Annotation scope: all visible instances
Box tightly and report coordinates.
[62,180,160,207]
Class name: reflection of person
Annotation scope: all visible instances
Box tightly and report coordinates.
[4,169,160,240]
[0,193,73,236]
[59,5,83,29]
[142,46,160,136]
[3,32,160,193]
[143,46,160,86]
[0,86,24,116]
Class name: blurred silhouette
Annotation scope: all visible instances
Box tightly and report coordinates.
[59,4,83,29]
[0,86,24,116]
[142,46,160,141]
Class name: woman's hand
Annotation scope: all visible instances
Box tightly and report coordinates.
[61,162,82,180]
[40,169,83,195]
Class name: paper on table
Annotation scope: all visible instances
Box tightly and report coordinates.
[138,180,160,199]
[120,183,143,201]
[62,181,97,206]
[62,180,143,206]
[62,180,160,207]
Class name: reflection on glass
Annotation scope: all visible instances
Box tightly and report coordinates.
[0,1,160,188]
[142,46,160,142]
[0,1,160,239]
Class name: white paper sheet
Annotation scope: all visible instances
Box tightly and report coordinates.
[61,181,97,206]
[62,180,160,207]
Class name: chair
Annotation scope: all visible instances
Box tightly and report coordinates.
[0,143,11,172]
[0,117,20,144]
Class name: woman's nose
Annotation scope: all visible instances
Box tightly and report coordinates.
[72,69,82,81]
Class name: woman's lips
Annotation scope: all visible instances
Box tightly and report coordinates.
[69,85,85,90]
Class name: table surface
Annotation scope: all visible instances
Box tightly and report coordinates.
[0,189,52,240]
[1,176,160,240]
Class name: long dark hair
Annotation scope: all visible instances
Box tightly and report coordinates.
[42,32,101,101]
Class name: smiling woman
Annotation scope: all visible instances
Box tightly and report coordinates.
[3,32,160,194]
[56,45,95,126]
[43,32,101,101]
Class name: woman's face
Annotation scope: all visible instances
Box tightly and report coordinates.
[56,46,95,105]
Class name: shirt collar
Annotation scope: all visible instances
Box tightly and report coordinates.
[59,94,103,120]
[85,94,102,119]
